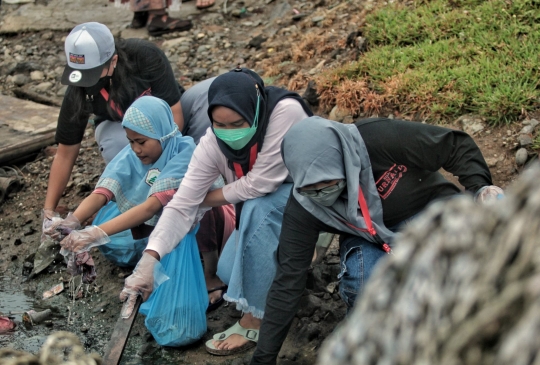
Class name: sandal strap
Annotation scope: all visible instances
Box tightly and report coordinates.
[212,321,259,343]
[207,285,228,294]
[148,15,186,29]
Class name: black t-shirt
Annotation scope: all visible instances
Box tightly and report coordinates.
[357,118,492,226]
[56,39,181,145]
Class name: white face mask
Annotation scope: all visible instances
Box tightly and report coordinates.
[299,180,347,206]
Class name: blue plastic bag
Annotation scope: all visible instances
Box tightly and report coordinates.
[139,226,207,347]
[93,201,148,267]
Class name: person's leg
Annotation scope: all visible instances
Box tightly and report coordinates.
[129,0,152,28]
[129,0,192,35]
[211,184,292,352]
[338,236,388,312]
[94,120,129,164]
[196,206,227,305]
[196,0,215,10]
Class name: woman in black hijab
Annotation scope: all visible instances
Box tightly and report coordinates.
[119,68,313,355]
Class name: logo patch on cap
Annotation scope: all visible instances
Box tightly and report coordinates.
[69,53,86,64]
[69,71,83,83]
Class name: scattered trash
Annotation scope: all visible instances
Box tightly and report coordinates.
[0,166,23,205]
[66,252,97,284]
[0,316,16,334]
[326,282,338,294]
[43,283,64,299]
[22,309,52,327]
[292,8,307,20]
[29,237,63,278]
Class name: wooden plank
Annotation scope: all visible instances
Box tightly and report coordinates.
[0,94,58,165]
[102,297,142,365]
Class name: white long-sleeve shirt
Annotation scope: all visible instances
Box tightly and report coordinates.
[147,98,309,258]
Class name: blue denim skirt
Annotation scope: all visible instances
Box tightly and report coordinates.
[217,183,292,319]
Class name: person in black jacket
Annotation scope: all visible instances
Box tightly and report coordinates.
[250,116,503,365]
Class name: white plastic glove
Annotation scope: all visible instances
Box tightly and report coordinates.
[41,209,60,243]
[59,225,110,255]
[119,252,159,318]
[44,212,82,241]
[474,185,504,204]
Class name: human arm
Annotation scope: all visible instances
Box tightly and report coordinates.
[45,86,90,210]
[60,196,163,253]
[98,196,162,236]
[71,193,108,225]
[44,191,104,241]
[251,195,332,365]
[43,143,81,210]
[222,99,310,204]
[360,119,493,193]
[170,101,184,132]
[145,141,221,259]
[202,188,228,207]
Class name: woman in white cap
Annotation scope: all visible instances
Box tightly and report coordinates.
[44,22,188,214]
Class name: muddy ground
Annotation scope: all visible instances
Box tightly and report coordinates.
[0,0,539,363]
[0,129,348,365]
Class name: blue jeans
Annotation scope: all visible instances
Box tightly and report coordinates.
[338,219,411,311]
[217,183,292,319]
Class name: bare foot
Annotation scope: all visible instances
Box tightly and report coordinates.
[196,0,215,9]
[211,313,261,350]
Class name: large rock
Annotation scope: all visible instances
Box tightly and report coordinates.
[458,114,486,135]
[319,166,540,365]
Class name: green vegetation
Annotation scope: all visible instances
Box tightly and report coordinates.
[322,0,540,124]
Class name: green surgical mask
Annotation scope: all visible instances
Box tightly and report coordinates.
[214,94,260,150]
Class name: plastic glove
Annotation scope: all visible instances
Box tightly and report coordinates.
[119,252,159,318]
[474,185,504,204]
[59,225,110,255]
[41,209,60,243]
[44,212,81,241]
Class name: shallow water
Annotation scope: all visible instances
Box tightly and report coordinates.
[0,275,48,354]
[0,276,35,320]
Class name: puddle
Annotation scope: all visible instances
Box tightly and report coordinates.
[0,276,35,321]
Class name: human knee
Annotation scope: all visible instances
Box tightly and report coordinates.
[338,244,362,310]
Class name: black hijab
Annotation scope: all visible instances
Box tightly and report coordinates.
[208,68,312,175]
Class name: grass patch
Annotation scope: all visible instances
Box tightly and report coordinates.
[316,0,540,124]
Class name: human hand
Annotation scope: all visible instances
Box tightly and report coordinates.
[44,212,81,241]
[59,225,110,255]
[119,252,159,318]
[41,209,60,243]
[475,185,504,204]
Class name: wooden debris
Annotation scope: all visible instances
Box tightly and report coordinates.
[0,94,58,165]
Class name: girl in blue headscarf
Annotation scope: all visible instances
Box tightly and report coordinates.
[56,95,196,263]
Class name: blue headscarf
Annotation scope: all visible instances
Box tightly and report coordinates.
[96,96,196,225]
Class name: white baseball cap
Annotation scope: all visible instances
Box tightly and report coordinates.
[61,22,115,87]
